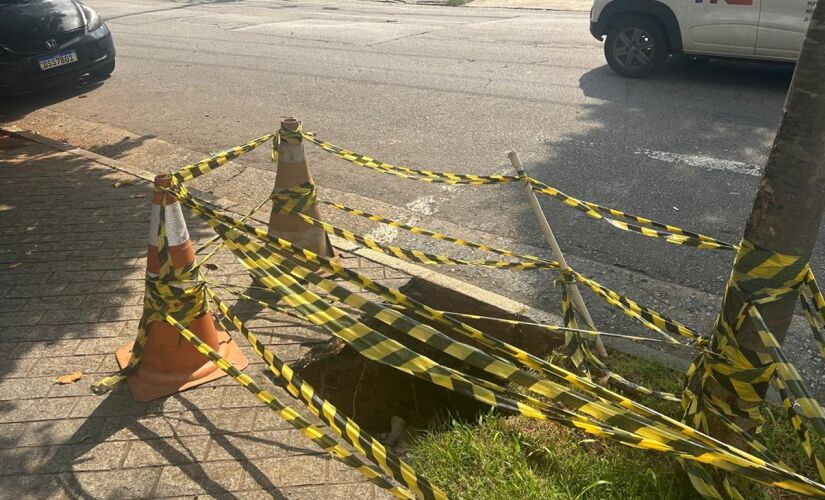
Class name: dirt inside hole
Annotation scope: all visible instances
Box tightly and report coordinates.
[293,277,562,437]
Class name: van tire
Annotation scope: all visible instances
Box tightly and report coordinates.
[604,15,668,78]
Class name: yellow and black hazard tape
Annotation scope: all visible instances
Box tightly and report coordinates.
[564,268,702,344]
[163,314,419,500]
[266,183,559,270]
[91,199,210,394]
[281,128,518,186]
[524,178,738,251]
[420,309,682,347]
[264,184,704,352]
[204,287,448,500]
[800,268,825,358]
[559,286,682,402]
[315,196,702,347]
[296,211,557,271]
[322,201,552,263]
[107,132,825,498]
[94,183,443,498]
[310,198,704,349]
[172,133,275,183]
[163,181,825,497]
[683,239,825,497]
[298,131,737,251]
[271,181,317,215]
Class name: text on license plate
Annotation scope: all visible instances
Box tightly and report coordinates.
[38,50,78,71]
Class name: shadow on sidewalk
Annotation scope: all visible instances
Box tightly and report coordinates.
[0,143,317,497]
[21,388,318,498]
[0,78,106,123]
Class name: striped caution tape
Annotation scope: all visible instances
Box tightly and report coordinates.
[322,201,552,264]
[289,129,518,186]
[163,314,419,500]
[565,268,702,344]
[205,287,448,500]
[525,178,737,251]
[91,190,209,394]
[271,181,317,215]
[164,182,825,497]
[298,131,737,251]
[172,133,275,183]
[121,133,825,498]
[311,198,704,350]
[167,129,737,253]
[94,181,442,498]
[267,183,558,270]
[800,268,825,358]
[683,239,825,497]
[297,211,557,271]
[179,180,708,434]
[317,197,703,347]
[265,185,705,352]
[558,283,681,402]
[419,309,686,347]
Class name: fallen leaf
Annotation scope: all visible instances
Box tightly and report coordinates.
[8,262,21,269]
[54,371,83,384]
[203,263,218,270]
[112,180,135,188]
[131,193,146,199]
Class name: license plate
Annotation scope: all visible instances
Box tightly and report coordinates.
[38,50,78,71]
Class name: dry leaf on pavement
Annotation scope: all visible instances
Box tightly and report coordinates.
[54,371,83,384]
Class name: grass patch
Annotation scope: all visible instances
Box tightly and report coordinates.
[409,352,823,499]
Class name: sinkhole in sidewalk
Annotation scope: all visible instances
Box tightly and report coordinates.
[293,277,561,440]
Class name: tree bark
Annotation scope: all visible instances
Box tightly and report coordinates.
[734,1,825,353]
[704,0,825,436]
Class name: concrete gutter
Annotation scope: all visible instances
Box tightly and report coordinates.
[3,125,691,374]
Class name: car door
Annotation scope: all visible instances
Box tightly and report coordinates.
[756,0,814,59]
[680,0,762,56]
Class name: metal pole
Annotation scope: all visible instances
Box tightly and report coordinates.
[508,151,608,358]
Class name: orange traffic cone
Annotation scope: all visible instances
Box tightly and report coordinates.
[268,117,335,258]
[115,174,248,402]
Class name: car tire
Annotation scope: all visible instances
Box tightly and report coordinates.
[604,16,668,78]
[90,60,115,79]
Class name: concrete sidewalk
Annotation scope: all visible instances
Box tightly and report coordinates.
[0,133,414,498]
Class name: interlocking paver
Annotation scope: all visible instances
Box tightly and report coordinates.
[0,137,403,499]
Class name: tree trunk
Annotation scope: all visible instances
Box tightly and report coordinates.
[702,0,825,436]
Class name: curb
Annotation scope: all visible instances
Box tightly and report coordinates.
[3,126,691,373]
[3,127,557,317]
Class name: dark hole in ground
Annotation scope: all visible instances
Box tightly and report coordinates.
[293,276,563,436]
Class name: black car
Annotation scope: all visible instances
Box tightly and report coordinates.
[0,0,115,94]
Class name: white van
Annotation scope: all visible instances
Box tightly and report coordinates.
[590,0,815,77]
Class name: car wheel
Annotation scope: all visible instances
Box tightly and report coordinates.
[90,60,115,80]
[604,16,667,78]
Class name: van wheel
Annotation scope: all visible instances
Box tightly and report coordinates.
[604,16,667,78]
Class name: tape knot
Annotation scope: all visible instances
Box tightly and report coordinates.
[270,182,317,215]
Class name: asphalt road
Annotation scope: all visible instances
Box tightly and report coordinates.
[2,0,820,324]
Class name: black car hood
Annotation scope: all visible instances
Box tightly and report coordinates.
[0,0,85,44]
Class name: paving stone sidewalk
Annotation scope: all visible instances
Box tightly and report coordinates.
[0,135,406,498]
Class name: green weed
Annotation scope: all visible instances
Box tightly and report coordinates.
[409,353,822,499]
